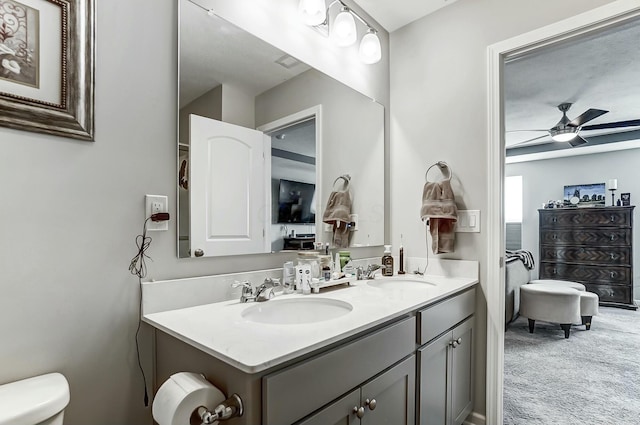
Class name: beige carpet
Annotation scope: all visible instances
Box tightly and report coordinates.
[504,306,640,424]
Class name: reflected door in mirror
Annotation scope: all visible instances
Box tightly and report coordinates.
[190,115,270,257]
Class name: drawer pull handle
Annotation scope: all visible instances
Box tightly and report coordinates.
[365,399,377,411]
[353,406,365,418]
[610,253,616,260]
[611,215,615,222]
[610,234,616,241]
[553,268,557,275]
[450,337,462,348]
[552,217,557,223]
[552,234,557,240]
[610,272,616,278]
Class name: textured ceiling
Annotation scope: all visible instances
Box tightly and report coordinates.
[504,18,640,156]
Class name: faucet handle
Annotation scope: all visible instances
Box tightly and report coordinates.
[232,280,253,293]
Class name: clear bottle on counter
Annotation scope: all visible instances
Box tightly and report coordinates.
[297,251,320,279]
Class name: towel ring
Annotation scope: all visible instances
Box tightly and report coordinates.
[333,174,351,190]
[425,161,452,182]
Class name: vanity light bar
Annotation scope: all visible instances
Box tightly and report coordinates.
[298,0,382,64]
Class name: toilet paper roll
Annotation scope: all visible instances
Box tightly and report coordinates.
[152,372,226,425]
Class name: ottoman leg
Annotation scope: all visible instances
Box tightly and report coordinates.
[582,315,593,330]
[560,324,571,339]
[528,318,535,333]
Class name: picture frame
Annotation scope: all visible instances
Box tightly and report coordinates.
[0,0,95,140]
[621,193,631,206]
[563,182,606,207]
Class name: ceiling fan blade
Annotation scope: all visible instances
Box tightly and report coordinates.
[568,135,588,147]
[568,108,608,127]
[505,129,549,133]
[508,134,549,147]
[582,119,640,131]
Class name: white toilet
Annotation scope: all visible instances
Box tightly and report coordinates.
[0,373,70,425]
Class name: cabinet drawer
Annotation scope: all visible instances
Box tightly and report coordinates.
[539,208,631,228]
[418,288,475,345]
[540,262,631,285]
[540,229,631,246]
[540,246,630,265]
[263,317,416,425]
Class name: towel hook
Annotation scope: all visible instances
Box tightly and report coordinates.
[425,161,452,182]
[333,174,351,190]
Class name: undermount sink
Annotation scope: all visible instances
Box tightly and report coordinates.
[367,278,437,290]
[241,298,353,325]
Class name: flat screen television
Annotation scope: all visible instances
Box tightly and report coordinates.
[277,179,316,224]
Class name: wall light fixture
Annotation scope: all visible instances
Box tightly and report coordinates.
[298,0,382,64]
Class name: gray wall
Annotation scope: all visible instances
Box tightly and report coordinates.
[506,148,640,298]
[0,1,388,424]
[389,0,615,417]
[178,85,222,145]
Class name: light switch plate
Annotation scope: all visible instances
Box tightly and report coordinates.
[455,210,480,233]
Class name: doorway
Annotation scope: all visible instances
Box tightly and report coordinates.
[486,3,640,424]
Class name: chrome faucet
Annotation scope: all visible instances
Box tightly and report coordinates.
[232,278,280,303]
[255,278,280,302]
[357,264,383,280]
[232,280,256,303]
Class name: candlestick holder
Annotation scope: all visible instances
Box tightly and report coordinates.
[609,188,616,206]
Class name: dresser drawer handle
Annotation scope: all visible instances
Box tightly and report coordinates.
[610,234,616,241]
[610,253,617,260]
[552,267,557,275]
[552,234,557,240]
[552,217,557,223]
[610,215,615,222]
[610,271,617,278]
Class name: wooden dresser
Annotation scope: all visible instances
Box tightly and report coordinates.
[538,206,636,310]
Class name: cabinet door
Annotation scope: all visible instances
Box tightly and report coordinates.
[451,318,474,425]
[417,332,451,425]
[361,355,416,425]
[297,389,361,425]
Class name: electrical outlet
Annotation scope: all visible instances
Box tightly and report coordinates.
[145,195,169,231]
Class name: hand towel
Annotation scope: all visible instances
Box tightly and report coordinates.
[323,190,352,248]
[420,180,458,253]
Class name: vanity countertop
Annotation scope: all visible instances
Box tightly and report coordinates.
[142,267,478,374]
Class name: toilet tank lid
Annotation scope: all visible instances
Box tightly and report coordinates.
[0,373,70,425]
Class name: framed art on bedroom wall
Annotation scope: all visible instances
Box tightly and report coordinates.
[564,182,606,207]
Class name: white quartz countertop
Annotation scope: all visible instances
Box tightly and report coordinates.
[143,271,478,374]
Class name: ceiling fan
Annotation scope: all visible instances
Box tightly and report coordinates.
[508,102,640,148]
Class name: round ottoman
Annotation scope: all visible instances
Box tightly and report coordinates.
[579,291,599,330]
[529,279,586,291]
[520,284,581,338]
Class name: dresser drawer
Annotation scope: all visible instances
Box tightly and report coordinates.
[539,208,632,228]
[540,262,631,285]
[540,229,631,246]
[540,246,630,265]
[583,283,633,305]
[418,287,475,345]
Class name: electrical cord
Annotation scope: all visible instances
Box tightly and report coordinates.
[129,217,152,407]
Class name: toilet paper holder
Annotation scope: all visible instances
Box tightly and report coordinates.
[191,393,244,424]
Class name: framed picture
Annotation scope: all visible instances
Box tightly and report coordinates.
[621,193,631,206]
[564,183,606,207]
[0,0,95,140]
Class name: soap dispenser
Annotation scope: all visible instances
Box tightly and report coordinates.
[382,245,394,276]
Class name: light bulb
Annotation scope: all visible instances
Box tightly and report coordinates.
[298,0,326,26]
[359,30,381,64]
[332,8,357,47]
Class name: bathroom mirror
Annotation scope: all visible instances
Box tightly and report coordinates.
[178,0,385,258]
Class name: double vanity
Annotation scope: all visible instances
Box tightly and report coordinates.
[142,259,478,425]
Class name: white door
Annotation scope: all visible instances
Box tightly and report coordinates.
[190,115,270,257]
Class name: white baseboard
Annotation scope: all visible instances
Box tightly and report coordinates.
[464,411,486,425]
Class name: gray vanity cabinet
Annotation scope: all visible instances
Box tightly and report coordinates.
[417,288,475,425]
[297,355,416,425]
